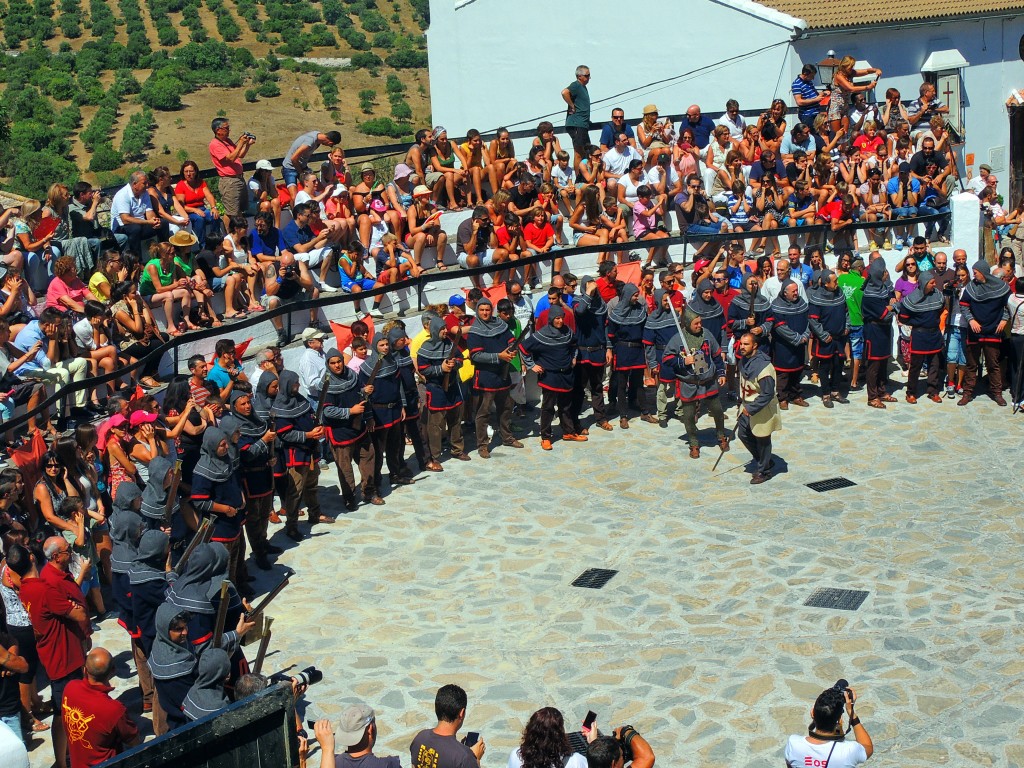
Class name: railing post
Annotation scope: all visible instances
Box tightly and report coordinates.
[417,276,424,312]
[173,344,179,376]
[286,311,292,342]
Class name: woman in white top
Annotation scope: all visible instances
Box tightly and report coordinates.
[507,708,589,768]
[615,159,646,209]
[784,683,872,768]
[221,215,263,314]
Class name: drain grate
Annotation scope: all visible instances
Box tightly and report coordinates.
[806,477,857,493]
[567,731,588,755]
[571,568,618,589]
[804,587,869,611]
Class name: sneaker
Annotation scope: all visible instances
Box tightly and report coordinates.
[956,385,964,395]
[276,329,290,347]
[945,383,956,399]
[894,238,905,251]
[319,282,339,293]
[882,239,892,250]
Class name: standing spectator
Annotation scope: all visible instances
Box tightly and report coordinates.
[561,65,592,173]
[62,648,140,768]
[314,701,400,768]
[410,684,485,768]
[282,130,342,197]
[509,707,587,768]
[906,81,949,134]
[174,161,219,249]
[208,117,255,232]
[109,172,160,258]
[298,328,329,406]
[792,63,825,127]
[0,627,28,740]
[19,538,92,768]
[1,543,50,736]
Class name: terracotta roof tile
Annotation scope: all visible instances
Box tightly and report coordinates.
[752,0,1024,29]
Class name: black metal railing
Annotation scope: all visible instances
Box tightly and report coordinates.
[3,211,947,435]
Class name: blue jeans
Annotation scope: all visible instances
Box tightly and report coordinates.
[0,713,19,738]
[187,209,218,248]
[918,204,950,238]
[891,206,918,219]
[686,222,723,236]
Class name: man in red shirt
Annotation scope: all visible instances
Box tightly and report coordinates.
[20,538,92,766]
[208,116,255,230]
[595,261,619,302]
[63,648,140,768]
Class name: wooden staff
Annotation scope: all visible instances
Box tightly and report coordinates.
[211,579,230,648]
[252,617,274,674]
[245,573,291,621]
[173,518,212,575]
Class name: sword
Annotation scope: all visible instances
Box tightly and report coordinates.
[668,303,709,376]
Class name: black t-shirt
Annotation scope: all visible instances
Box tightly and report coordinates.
[785,162,801,185]
[0,631,21,716]
[457,218,493,254]
[508,185,538,213]
[908,150,948,176]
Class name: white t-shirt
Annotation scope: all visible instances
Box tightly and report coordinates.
[507,749,587,768]
[603,146,641,177]
[551,164,574,190]
[784,735,867,768]
[294,190,313,206]
[644,164,679,192]
[716,113,747,140]
[966,175,989,195]
[73,318,97,351]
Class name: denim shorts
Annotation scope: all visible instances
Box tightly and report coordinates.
[281,166,299,188]
[848,325,864,360]
[946,326,966,365]
[341,276,376,292]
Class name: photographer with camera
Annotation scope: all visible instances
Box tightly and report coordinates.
[262,251,324,347]
[209,117,256,232]
[785,679,873,767]
[585,727,654,768]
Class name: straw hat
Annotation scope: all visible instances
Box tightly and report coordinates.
[169,230,198,248]
[412,185,431,197]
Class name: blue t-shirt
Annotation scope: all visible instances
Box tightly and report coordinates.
[206,362,231,391]
[599,122,635,149]
[684,115,717,149]
[886,177,921,200]
[792,75,821,123]
[280,221,314,252]
[250,227,280,257]
[533,293,575,318]
[12,321,49,376]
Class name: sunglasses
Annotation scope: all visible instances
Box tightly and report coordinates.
[46,462,60,468]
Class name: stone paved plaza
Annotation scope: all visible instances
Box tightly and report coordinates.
[33,384,1024,768]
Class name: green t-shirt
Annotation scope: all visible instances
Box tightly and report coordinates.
[565,80,590,128]
[837,272,865,326]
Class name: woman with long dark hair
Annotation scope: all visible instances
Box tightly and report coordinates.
[509,707,585,768]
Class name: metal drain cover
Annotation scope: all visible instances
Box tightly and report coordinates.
[804,587,869,611]
[571,568,618,589]
[567,731,588,754]
[806,477,857,492]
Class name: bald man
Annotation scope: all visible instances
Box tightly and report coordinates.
[63,648,140,768]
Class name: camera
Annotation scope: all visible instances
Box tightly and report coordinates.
[242,132,256,141]
[617,725,640,763]
[280,265,297,279]
[832,678,850,697]
[270,665,323,687]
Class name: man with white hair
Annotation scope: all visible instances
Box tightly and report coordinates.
[109,170,160,256]
[761,259,807,303]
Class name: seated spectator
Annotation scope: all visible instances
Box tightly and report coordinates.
[673,128,701,181]
[72,300,119,404]
[710,151,744,204]
[716,98,746,140]
[756,99,789,152]
[636,104,674,162]
[459,128,496,207]
[248,211,280,269]
[138,242,198,334]
[110,171,160,258]
[406,187,448,271]
[705,125,735,173]
[261,252,325,347]
[108,281,168,389]
[45,256,90,315]
[385,163,416,224]
[734,124,762,166]
[550,150,579,211]
[68,182,128,261]
[602,133,642,188]
[0,318,51,433]
[88,250,129,304]
[173,161,219,249]
[487,127,517,191]
[683,104,717,149]
[886,162,920,250]
[338,242,386,318]
[374,232,422,283]
[456,207,508,289]
[749,149,787,190]
[678,175,731,259]
[853,121,884,158]
[633,185,670,268]
[279,202,336,294]
[249,160,282,227]
[907,81,948,134]
[44,183,95,277]
[168,232,219,326]
[859,168,892,249]
[430,127,470,209]
[320,146,351,190]
[727,179,757,235]
[221,216,265,315]
[11,201,55,293]
[147,167,190,244]
[780,123,813,163]
[0,266,38,336]
[13,307,91,424]
[494,212,528,286]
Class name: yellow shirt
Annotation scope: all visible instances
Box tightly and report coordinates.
[88,272,110,302]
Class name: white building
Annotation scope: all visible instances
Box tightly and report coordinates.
[427,0,1024,203]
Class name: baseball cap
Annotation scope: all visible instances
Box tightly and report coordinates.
[448,294,466,307]
[692,258,711,274]
[107,414,128,430]
[301,327,329,342]
[336,703,375,748]
[370,199,387,213]
[129,411,158,428]
[898,162,911,174]
[332,183,348,197]
[255,159,274,172]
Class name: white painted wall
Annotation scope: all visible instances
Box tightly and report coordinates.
[796,16,1024,196]
[427,0,798,134]
[428,2,1024,199]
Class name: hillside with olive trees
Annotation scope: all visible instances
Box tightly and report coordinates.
[0,0,432,198]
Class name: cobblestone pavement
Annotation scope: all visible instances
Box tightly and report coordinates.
[28,384,1024,768]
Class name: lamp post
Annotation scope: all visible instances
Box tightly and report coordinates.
[818,50,840,91]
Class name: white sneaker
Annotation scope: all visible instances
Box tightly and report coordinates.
[319,282,339,293]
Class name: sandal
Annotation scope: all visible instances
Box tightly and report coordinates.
[31,718,50,732]
[435,259,447,271]
[867,399,886,409]
[225,311,248,320]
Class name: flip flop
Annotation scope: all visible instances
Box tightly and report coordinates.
[225,312,248,320]
[31,719,49,732]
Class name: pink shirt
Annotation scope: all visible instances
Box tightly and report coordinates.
[208,138,242,177]
[46,275,89,311]
[632,200,657,238]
